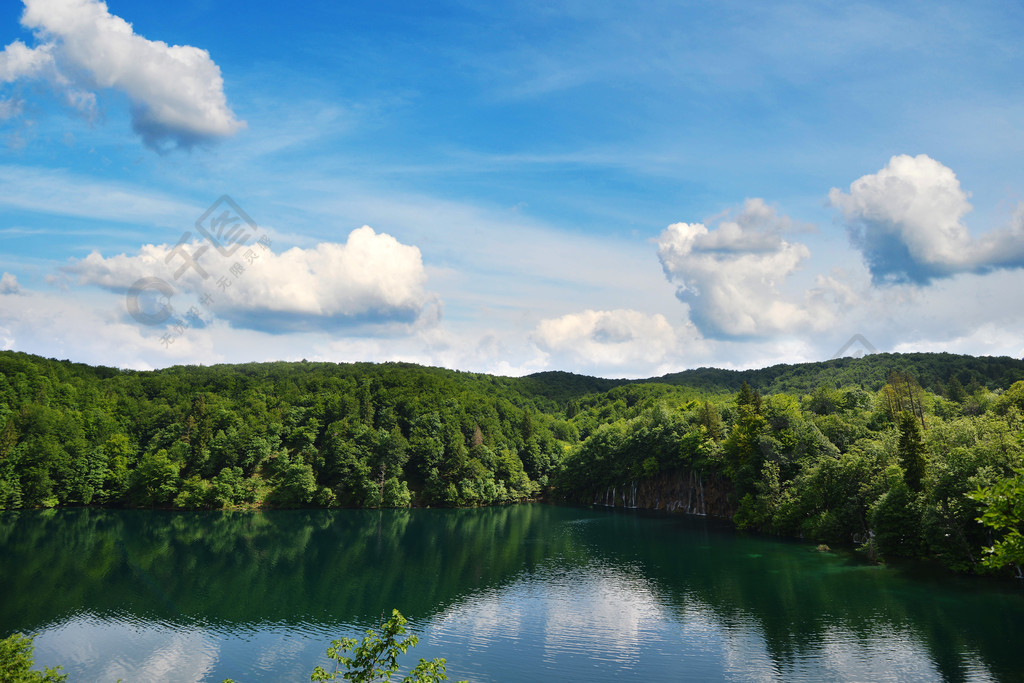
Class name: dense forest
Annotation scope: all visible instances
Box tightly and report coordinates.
[1,350,1023,577]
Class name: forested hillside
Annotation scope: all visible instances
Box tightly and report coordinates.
[0,352,586,511]
[2,350,1024,576]
[654,352,1024,395]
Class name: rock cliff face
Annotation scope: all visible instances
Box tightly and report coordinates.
[588,470,736,519]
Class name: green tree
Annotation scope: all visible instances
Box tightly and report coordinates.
[882,370,926,427]
[946,376,967,403]
[100,433,136,501]
[129,449,181,506]
[869,465,922,558]
[0,633,67,683]
[994,380,1024,415]
[696,401,723,441]
[969,471,1024,577]
[897,411,927,492]
[723,404,766,494]
[310,609,463,683]
[736,382,762,414]
[270,460,318,507]
[210,466,249,508]
[373,427,409,505]
[381,477,412,508]
[735,460,783,531]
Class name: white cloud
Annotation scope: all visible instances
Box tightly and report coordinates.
[532,309,685,372]
[892,323,1024,359]
[6,259,1024,379]
[975,200,1024,269]
[0,285,217,368]
[648,156,1024,361]
[0,277,539,375]
[1,0,244,149]
[63,226,438,333]
[304,181,687,348]
[35,614,219,683]
[0,272,21,294]
[829,153,1024,283]
[0,165,197,226]
[855,268,1024,356]
[0,39,55,82]
[656,199,843,338]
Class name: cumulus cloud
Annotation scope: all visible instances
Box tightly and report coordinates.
[0,39,55,81]
[830,154,1024,284]
[656,199,843,338]
[532,309,682,370]
[63,226,439,333]
[0,284,218,367]
[0,273,21,294]
[0,0,244,149]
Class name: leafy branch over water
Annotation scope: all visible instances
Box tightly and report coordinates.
[970,470,1024,576]
[3,611,462,683]
[0,633,66,682]
[309,609,464,683]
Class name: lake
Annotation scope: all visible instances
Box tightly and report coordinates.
[1,505,1022,681]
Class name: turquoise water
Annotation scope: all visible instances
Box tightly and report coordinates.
[1,505,1022,681]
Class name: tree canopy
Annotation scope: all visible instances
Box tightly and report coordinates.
[3,349,1024,577]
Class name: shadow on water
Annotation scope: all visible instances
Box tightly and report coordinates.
[0,505,568,631]
[1,505,1023,681]
[570,506,1024,683]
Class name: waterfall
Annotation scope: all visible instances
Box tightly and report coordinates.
[687,471,696,514]
[591,470,725,516]
[697,473,706,516]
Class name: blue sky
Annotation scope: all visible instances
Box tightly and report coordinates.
[1,0,1023,376]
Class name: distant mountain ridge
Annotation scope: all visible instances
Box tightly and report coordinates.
[520,352,1024,400]
[3,350,1023,403]
[648,352,1024,395]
